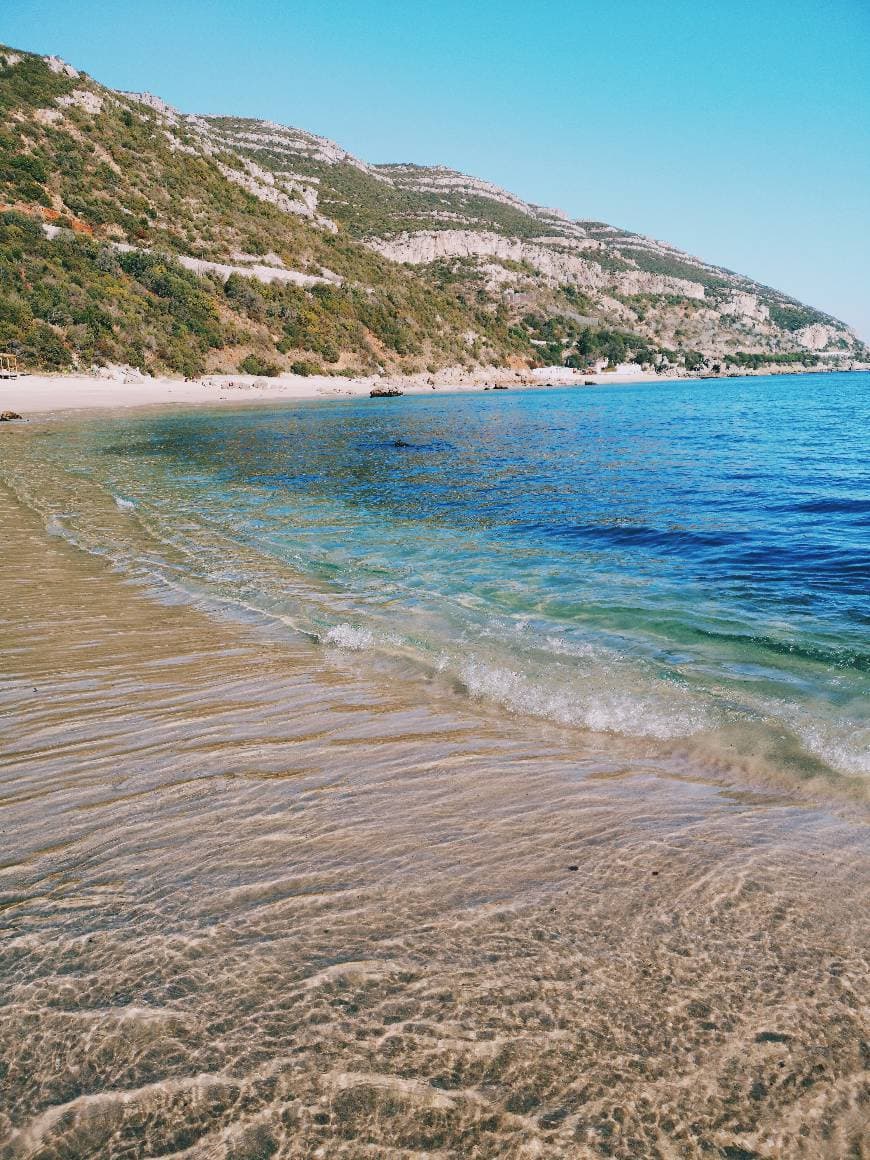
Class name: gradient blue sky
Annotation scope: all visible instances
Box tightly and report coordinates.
[4,0,869,336]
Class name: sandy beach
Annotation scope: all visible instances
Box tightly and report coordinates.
[0,365,677,417]
[4,362,864,421]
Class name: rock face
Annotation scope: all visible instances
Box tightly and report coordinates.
[43,55,79,78]
[368,229,707,300]
[378,163,550,217]
[56,89,104,115]
[797,322,842,350]
[214,156,336,230]
[719,292,769,322]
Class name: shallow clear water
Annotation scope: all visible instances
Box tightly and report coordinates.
[8,371,870,788]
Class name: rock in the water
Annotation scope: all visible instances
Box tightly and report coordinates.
[0,410,22,421]
[369,386,403,398]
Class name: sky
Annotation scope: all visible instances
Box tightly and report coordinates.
[4,0,869,337]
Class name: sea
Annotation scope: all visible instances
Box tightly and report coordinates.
[5,369,868,796]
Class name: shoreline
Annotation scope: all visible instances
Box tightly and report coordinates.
[1,362,865,418]
[0,366,672,417]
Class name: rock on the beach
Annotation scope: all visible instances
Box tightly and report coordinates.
[369,386,404,398]
[0,410,23,421]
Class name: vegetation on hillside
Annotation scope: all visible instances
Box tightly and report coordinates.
[0,210,537,375]
[0,211,222,373]
[0,51,537,374]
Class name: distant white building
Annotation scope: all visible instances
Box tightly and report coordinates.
[530,366,578,382]
[613,362,644,376]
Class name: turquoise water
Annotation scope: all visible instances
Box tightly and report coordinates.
[13,371,870,788]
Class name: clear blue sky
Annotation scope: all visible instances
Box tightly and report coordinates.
[4,0,869,337]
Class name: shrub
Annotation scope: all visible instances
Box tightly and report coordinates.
[238,353,281,376]
[290,360,320,376]
[23,322,73,369]
[768,303,833,332]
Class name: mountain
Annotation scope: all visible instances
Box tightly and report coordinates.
[1,44,866,378]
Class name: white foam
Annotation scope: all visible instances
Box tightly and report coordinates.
[767,700,870,778]
[544,634,601,659]
[324,623,377,651]
[458,656,710,740]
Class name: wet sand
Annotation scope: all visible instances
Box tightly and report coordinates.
[1,482,868,1159]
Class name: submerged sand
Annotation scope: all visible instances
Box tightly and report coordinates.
[0,456,868,1157]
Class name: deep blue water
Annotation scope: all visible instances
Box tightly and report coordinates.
[16,371,870,786]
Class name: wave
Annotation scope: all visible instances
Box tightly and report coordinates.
[780,497,870,516]
[20,476,870,780]
[454,655,711,740]
[693,626,870,673]
[518,520,745,552]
